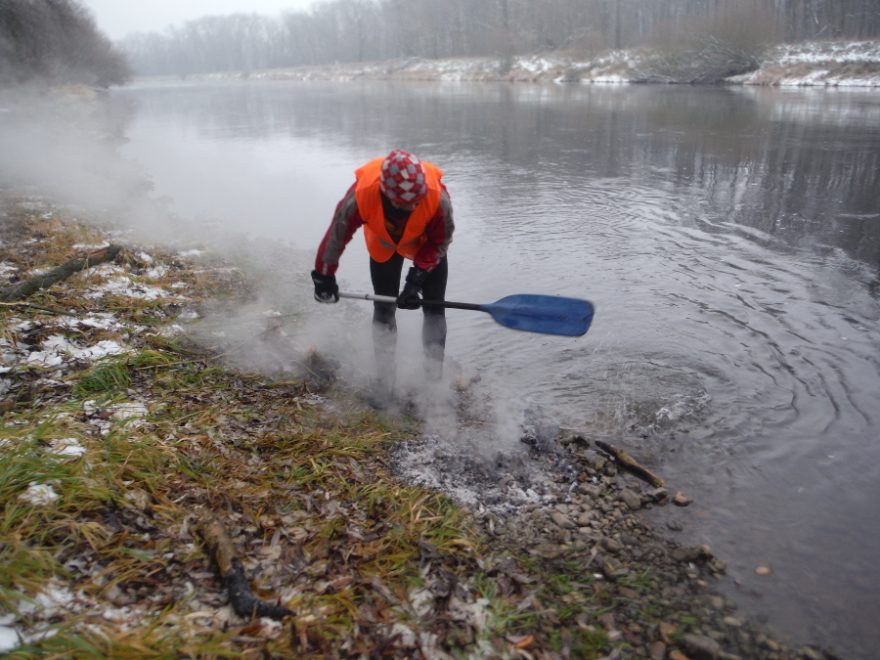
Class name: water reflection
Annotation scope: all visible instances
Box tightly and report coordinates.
[119,81,880,270]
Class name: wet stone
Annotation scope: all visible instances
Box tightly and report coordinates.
[601,537,623,554]
[682,632,722,659]
[649,641,667,660]
[620,488,643,510]
[708,595,725,610]
[550,511,576,529]
[673,491,693,506]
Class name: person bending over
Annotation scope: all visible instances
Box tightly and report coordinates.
[311,149,454,405]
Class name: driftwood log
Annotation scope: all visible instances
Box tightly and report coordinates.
[0,244,122,302]
[196,514,293,620]
[595,440,665,488]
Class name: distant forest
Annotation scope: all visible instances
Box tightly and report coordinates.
[1,0,877,85]
[120,0,880,77]
[0,0,129,86]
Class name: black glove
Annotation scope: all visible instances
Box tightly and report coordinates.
[311,270,338,303]
[397,267,429,310]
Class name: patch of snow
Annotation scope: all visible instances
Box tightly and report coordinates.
[19,483,59,506]
[84,400,149,435]
[49,437,86,458]
[25,349,65,368]
[85,275,172,300]
[59,312,125,332]
[136,251,154,264]
[178,249,204,258]
[590,74,630,84]
[111,402,149,427]
[0,625,19,653]
[34,582,78,610]
[777,40,880,64]
[144,265,169,279]
[27,335,128,367]
[516,55,562,74]
[72,242,109,251]
[91,263,126,277]
[169,281,188,290]
[0,261,18,277]
[159,323,185,336]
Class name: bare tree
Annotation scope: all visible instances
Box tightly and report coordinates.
[117,0,880,77]
[0,0,129,86]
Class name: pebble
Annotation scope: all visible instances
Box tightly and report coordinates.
[659,621,678,643]
[602,556,628,579]
[620,488,643,510]
[621,533,639,545]
[649,641,667,660]
[601,537,623,553]
[598,613,616,630]
[673,491,693,506]
[682,632,722,659]
[550,511,576,529]
[755,565,772,576]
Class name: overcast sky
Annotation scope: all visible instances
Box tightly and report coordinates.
[80,0,318,40]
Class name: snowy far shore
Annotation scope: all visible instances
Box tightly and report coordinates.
[172,39,880,89]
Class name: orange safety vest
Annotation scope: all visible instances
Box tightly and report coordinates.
[354,157,444,263]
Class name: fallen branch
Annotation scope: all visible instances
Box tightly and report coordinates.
[595,440,665,488]
[0,300,70,315]
[0,244,123,302]
[196,513,293,620]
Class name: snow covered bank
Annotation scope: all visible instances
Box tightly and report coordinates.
[219,39,880,88]
[729,40,880,87]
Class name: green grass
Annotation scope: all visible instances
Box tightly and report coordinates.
[73,359,131,396]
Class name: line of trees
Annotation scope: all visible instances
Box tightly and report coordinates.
[0,0,129,87]
[120,0,880,77]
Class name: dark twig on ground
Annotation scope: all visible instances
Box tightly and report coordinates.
[196,513,294,620]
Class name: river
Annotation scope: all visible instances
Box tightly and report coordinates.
[109,80,880,659]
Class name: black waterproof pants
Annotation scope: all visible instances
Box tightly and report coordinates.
[369,254,447,383]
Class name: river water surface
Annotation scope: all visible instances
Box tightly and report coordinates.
[111,81,880,658]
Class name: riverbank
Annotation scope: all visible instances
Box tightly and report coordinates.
[0,190,838,658]
[173,39,880,88]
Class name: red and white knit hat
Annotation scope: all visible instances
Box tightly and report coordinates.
[379,150,427,206]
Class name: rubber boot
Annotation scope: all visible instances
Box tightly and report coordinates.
[368,316,397,410]
[423,309,447,383]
